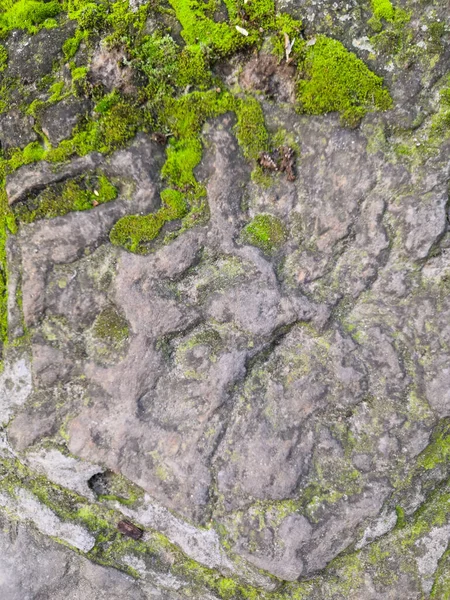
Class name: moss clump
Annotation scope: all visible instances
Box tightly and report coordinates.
[0,44,7,72]
[296,35,392,126]
[8,141,45,172]
[62,28,88,59]
[430,75,450,140]
[110,211,166,253]
[370,0,409,25]
[418,419,450,471]
[0,0,60,34]
[242,214,286,253]
[168,0,254,57]
[234,96,269,160]
[371,0,395,22]
[160,188,188,220]
[92,306,129,346]
[13,173,117,223]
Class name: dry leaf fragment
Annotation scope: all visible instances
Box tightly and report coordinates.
[284,33,295,61]
[117,520,144,540]
[236,25,249,36]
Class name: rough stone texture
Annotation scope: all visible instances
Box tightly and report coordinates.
[1,0,450,598]
[0,110,37,150]
[41,98,92,146]
[0,513,170,600]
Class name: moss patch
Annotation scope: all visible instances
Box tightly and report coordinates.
[92,306,129,346]
[296,35,392,126]
[242,214,286,253]
[0,0,60,34]
[13,172,117,223]
[371,0,395,23]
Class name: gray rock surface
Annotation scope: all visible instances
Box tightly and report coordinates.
[1,0,450,598]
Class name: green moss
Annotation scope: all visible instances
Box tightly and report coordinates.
[0,0,60,34]
[160,188,188,220]
[418,419,450,471]
[76,505,111,531]
[42,99,141,163]
[13,172,117,223]
[0,44,7,72]
[370,0,410,25]
[0,187,14,351]
[431,549,450,599]
[48,81,67,103]
[234,95,269,160]
[8,141,45,171]
[368,543,390,565]
[92,306,129,345]
[63,28,88,59]
[169,0,248,57]
[242,214,286,253]
[110,211,166,253]
[66,0,107,32]
[395,505,406,528]
[272,13,303,61]
[176,44,211,89]
[70,64,88,82]
[296,35,392,126]
[371,0,395,22]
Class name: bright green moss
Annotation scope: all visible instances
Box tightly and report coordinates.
[0,0,60,34]
[135,33,179,98]
[162,137,203,188]
[8,141,45,171]
[0,44,7,72]
[176,45,211,89]
[169,0,245,57]
[110,211,166,253]
[160,188,188,220]
[62,29,88,59]
[70,64,88,82]
[110,90,235,252]
[370,0,409,25]
[48,81,66,103]
[296,35,392,126]
[371,0,395,22]
[234,96,269,160]
[94,91,120,114]
[242,214,286,253]
[66,0,107,31]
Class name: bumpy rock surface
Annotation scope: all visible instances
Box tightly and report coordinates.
[1,0,450,598]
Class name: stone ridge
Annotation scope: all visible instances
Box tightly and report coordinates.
[0,0,449,598]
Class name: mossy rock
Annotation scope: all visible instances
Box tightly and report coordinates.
[242,214,287,253]
[85,306,130,364]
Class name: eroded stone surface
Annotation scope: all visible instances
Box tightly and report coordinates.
[1,0,450,597]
